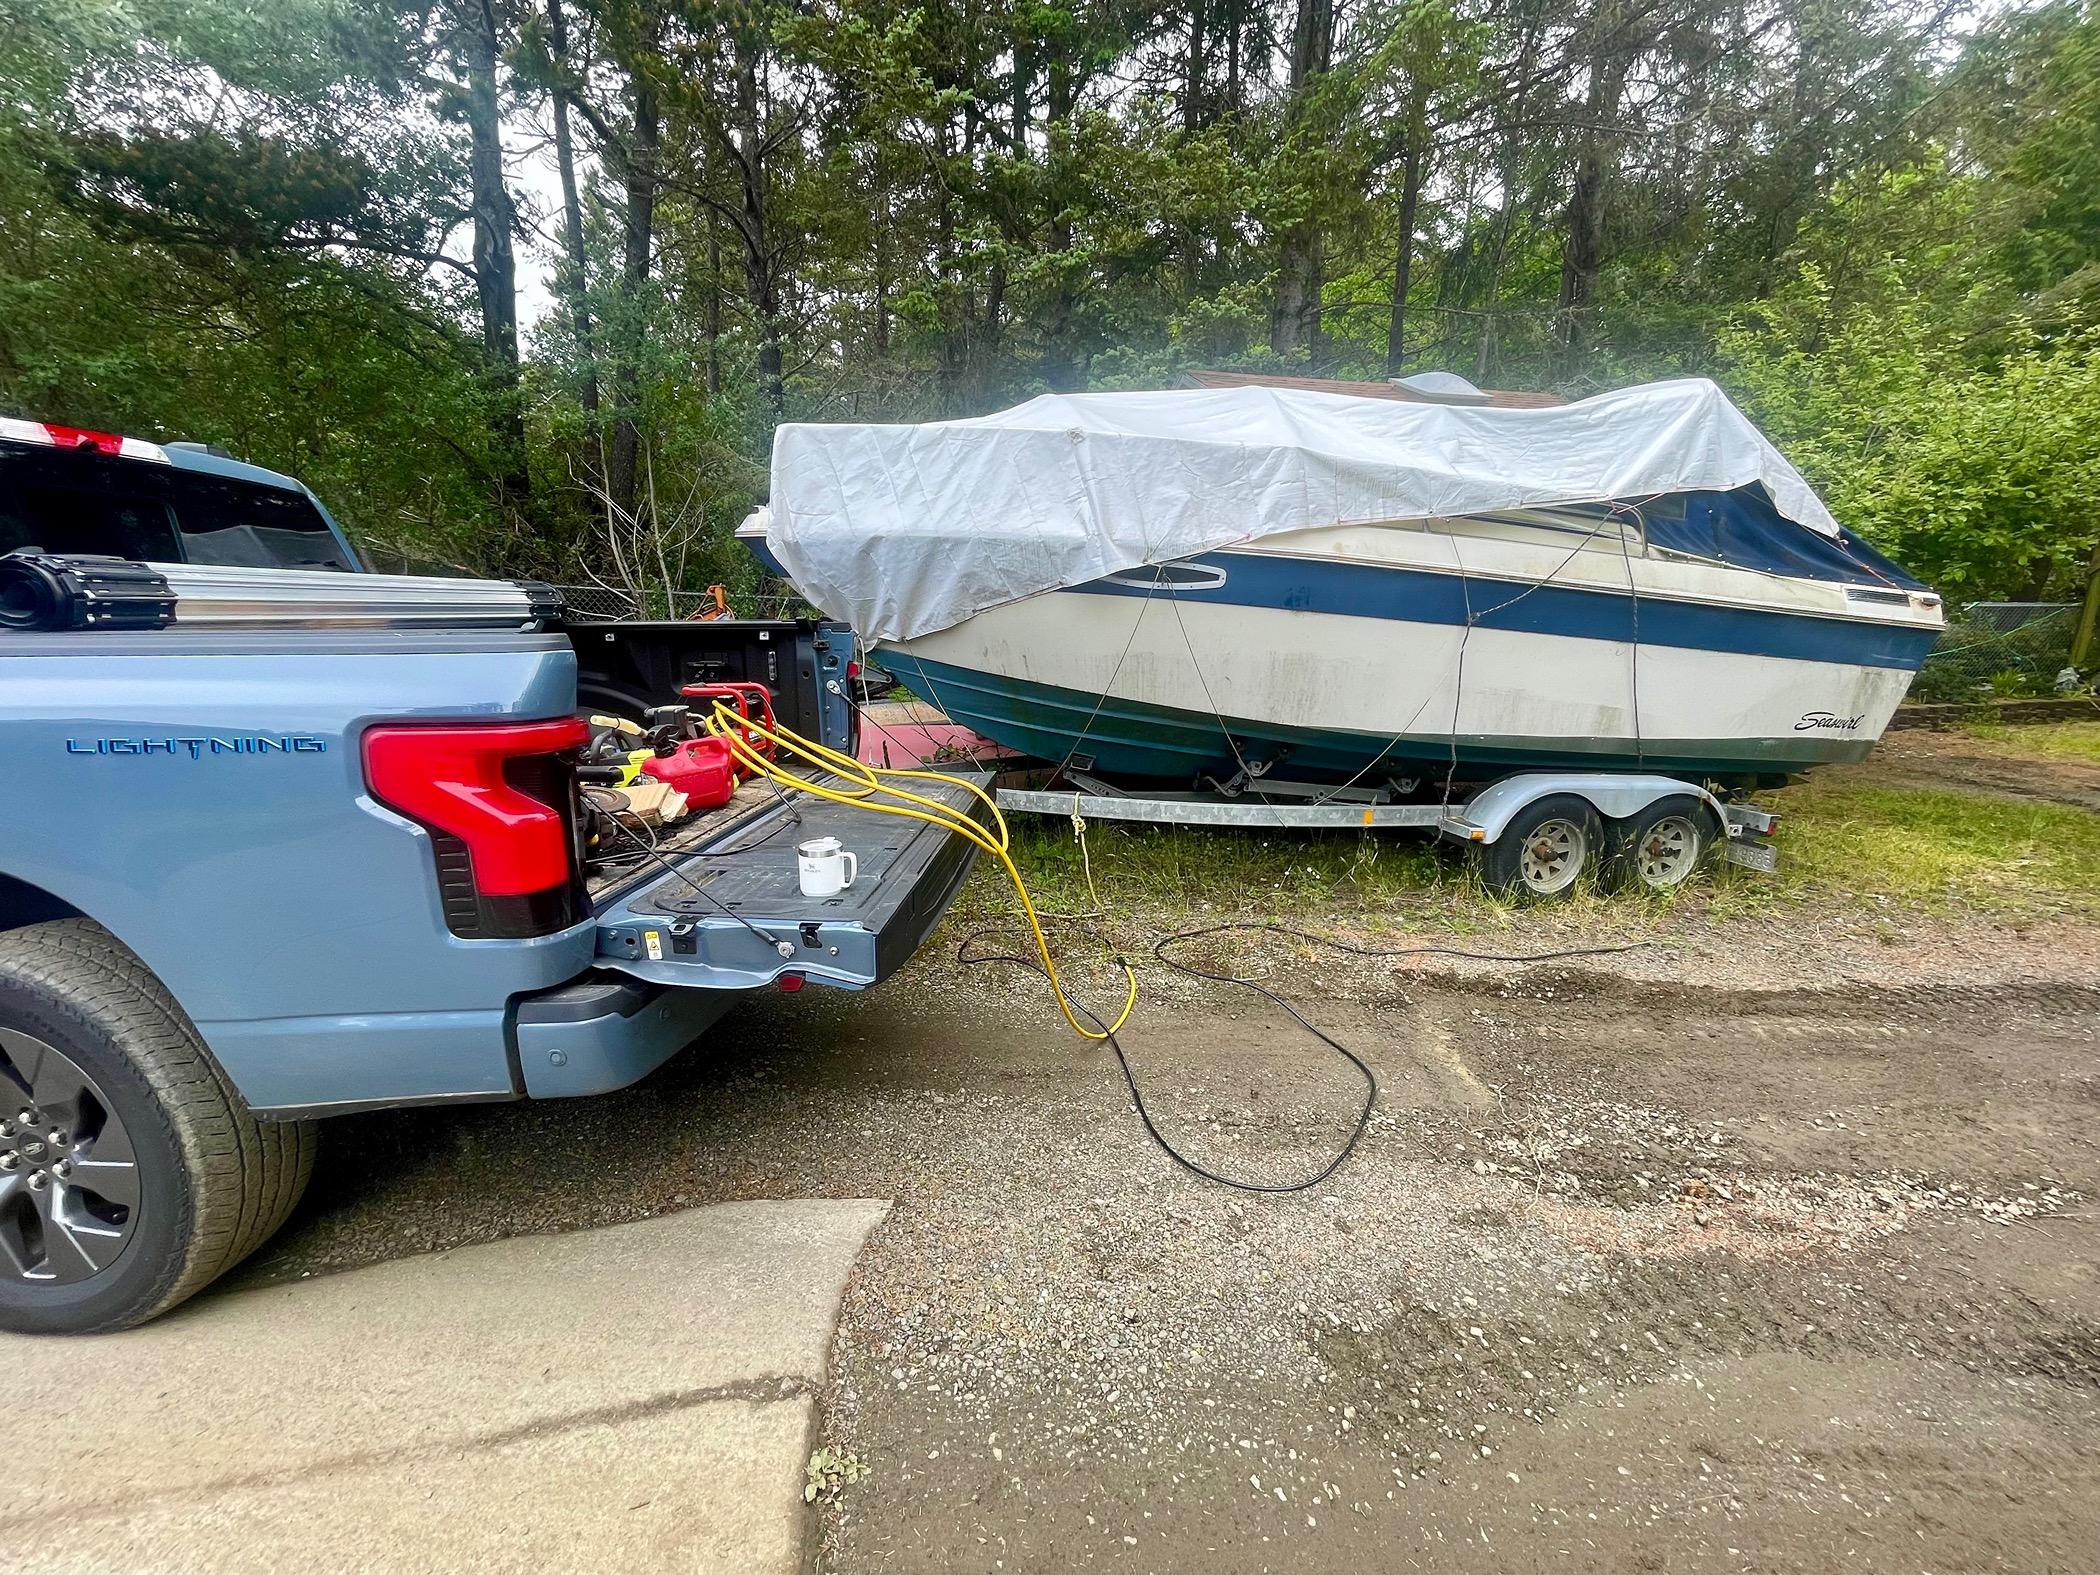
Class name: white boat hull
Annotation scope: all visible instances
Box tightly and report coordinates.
[872,522,1942,783]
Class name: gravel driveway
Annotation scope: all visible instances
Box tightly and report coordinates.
[235,902,2100,1573]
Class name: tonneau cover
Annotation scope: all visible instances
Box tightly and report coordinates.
[765,378,1842,642]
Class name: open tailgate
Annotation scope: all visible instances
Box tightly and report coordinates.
[590,771,991,991]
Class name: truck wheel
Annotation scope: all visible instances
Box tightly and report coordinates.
[1478,795,1601,902]
[0,920,314,1335]
[1604,797,1717,894]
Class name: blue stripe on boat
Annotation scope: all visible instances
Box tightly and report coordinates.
[875,648,1876,781]
[1073,551,1937,671]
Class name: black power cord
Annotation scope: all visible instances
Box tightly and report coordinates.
[960,919,1648,1194]
[593,799,793,957]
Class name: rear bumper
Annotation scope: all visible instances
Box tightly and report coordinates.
[512,972,735,1098]
[510,770,989,1098]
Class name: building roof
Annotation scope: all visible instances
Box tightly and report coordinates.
[1183,368,1566,410]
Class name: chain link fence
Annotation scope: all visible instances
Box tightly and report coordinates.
[551,582,810,623]
[1911,602,2080,703]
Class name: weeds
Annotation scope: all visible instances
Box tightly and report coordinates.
[949,743,2100,930]
[1762,778,2100,916]
[1956,720,2100,765]
[806,1448,869,1503]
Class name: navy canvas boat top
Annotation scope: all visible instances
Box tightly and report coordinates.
[1627,488,1925,590]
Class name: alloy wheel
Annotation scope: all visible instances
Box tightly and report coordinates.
[0,1028,140,1285]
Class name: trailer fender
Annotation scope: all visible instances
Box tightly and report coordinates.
[1442,773,1726,845]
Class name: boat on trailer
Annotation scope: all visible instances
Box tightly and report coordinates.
[744,378,1943,792]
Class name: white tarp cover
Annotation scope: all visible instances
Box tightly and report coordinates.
[766,377,1839,643]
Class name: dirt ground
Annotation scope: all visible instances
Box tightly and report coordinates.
[1865,724,2100,814]
[237,729,2100,1575]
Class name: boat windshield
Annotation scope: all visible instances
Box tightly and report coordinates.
[1409,490,1921,590]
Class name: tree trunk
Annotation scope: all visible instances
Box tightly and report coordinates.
[730,33,784,422]
[1268,0,1332,360]
[933,114,964,412]
[871,182,891,358]
[1475,25,1538,383]
[1271,230,1313,358]
[1476,185,1518,381]
[2072,540,2100,669]
[1384,138,1425,379]
[1011,24,1030,149]
[544,0,598,422]
[1437,158,1480,368]
[1758,8,1834,293]
[1185,0,1206,134]
[606,75,658,521]
[1557,0,1633,364]
[1040,50,1082,391]
[1287,0,1330,100]
[703,213,722,397]
[459,0,530,531]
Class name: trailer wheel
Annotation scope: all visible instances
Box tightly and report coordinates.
[0,920,314,1335]
[1605,797,1717,893]
[1479,795,1602,901]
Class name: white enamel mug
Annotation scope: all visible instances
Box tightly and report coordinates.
[797,835,858,898]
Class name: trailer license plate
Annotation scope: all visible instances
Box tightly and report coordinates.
[1724,839,1778,873]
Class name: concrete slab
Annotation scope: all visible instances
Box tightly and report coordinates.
[0,1199,891,1574]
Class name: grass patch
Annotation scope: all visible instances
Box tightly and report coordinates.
[946,773,2100,933]
[954,815,1465,925]
[1956,720,2100,764]
[958,813,1698,941]
[1758,778,2100,916]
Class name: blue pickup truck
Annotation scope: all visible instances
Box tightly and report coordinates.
[0,419,982,1334]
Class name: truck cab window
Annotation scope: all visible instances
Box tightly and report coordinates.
[1,483,179,559]
[0,444,353,570]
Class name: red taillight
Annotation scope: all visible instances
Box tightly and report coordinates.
[363,718,589,897]
[40,423,124,455]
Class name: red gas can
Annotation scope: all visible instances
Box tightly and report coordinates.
[680,682,777,759]
[639,736,738,811]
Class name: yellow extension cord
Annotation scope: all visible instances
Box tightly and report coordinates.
[698,701,1137,1041]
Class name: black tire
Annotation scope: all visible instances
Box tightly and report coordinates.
[1478,795,1603,902]
[1603,796,1718,894]
[0,919,314,1335]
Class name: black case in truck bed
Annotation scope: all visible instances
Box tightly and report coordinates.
[564,615,858,757]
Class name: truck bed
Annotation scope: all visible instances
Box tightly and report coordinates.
[585,778,788,902]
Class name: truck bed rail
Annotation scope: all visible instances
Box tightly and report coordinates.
[0,552,560,631]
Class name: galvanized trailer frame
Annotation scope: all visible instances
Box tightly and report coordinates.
[995,769,1780,880]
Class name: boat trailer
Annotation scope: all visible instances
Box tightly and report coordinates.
[995,769,1779,898]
